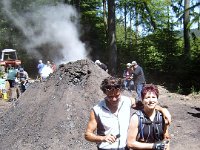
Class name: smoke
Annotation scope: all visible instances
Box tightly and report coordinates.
[1,0,89,64]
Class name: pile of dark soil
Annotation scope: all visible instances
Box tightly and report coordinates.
[0,59,109,150]
[0,59,200,150]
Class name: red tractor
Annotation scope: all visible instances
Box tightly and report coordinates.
[0,49,21,72]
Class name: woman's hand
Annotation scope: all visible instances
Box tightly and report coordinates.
[153,140,169,150]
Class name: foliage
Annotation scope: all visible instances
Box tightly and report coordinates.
[78,0,108,62]
[0,0,200,94]
[191,36,200,59]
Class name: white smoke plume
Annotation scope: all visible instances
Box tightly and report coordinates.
[1,0,88,64]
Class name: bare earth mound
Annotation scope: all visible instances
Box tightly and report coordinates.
[0,59,109,150]
[0,59,199,150]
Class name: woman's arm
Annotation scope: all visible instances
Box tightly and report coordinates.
[164,124,170,140]
[127,114,154,149]
[156,106,171,150]
[163,124,170,150]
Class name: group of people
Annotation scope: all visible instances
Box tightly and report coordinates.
[85,76,171,150]
[37,60,56,81]
[95,59,146,107]
[123,61,146,106]
[6,64,29,93]
[0,59,56,99]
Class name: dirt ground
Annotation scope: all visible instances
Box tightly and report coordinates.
[0,59,199,150]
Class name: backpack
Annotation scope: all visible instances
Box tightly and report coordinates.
[135,110,164,142]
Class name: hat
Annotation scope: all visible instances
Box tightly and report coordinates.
[132,61,137,66]
[95,60,101,65]
[126,63,132,68]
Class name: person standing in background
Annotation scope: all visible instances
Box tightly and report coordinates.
[46,61,52,68]
[132,61,146,106]
[95,60,108,72]
[17,67,29,92]
[51,61,57,73]
[123,63,134,91]
[37,60,45,80]
[6,64,17,88]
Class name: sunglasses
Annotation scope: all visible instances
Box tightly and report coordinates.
[105,84,121,91]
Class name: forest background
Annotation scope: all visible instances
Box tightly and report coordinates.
[0,0,199,95]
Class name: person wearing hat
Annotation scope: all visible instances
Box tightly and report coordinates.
[123,63,134,91]
[17,67,29,92]
[46,61,52,68]
[127,84,170,150]
[37,60,45,81]
[85,77,171,150]
[95,60,108,72]
[131,61,145,105]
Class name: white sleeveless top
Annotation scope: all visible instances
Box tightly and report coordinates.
[93,95,132,149]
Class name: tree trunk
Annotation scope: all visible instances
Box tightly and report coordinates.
[143,2,157,30]
[108,0,117,75]
[124,1,127,44]
[183,0,190,58]
[64,0,71,4]
[103,0,108,39]
[129,6,133,48]
[135,3,139,46]
[74,0,80,12]
[198,4,200,30]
